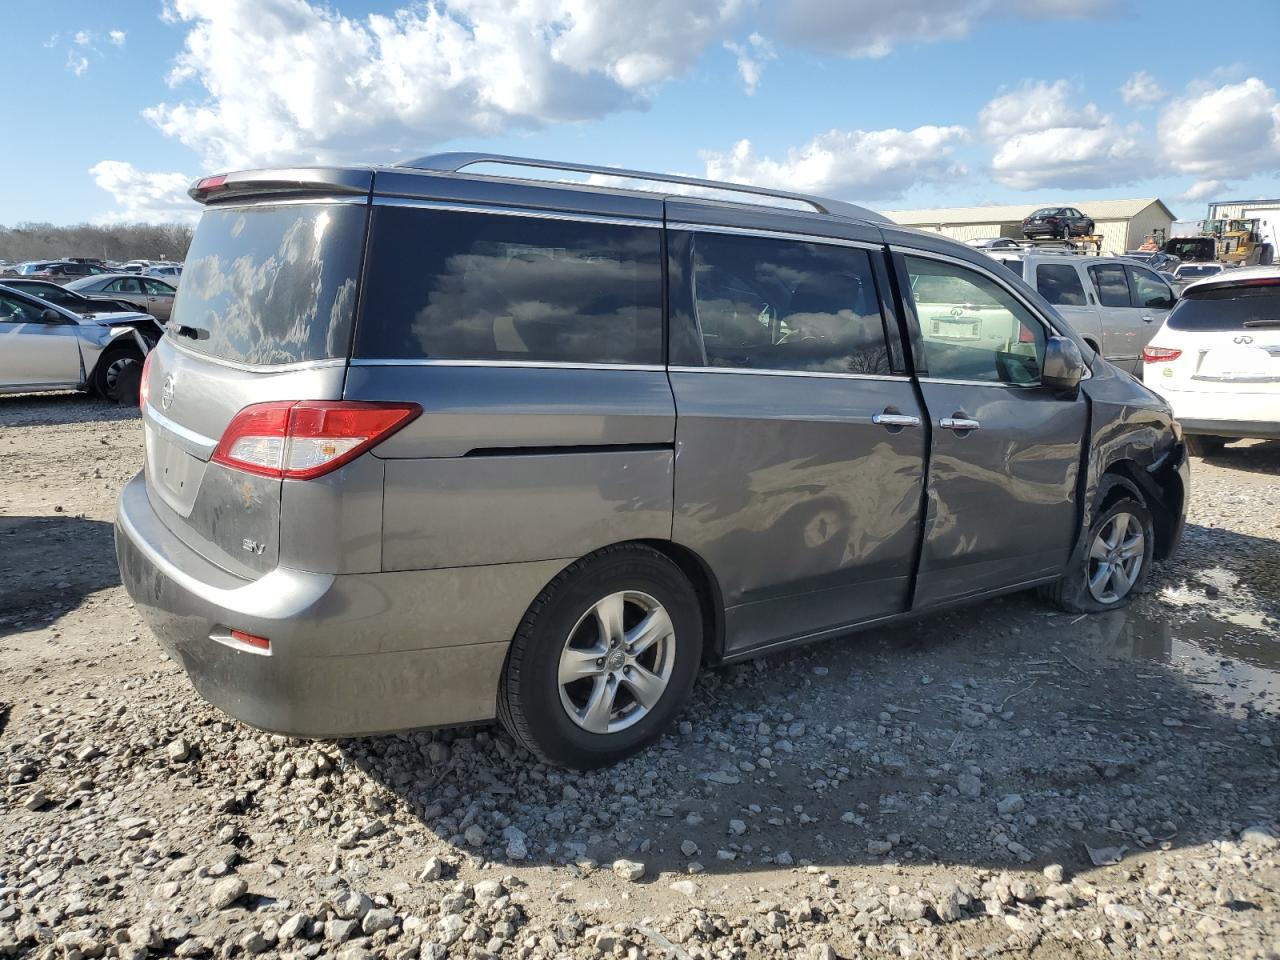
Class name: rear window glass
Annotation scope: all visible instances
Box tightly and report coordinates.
[1167,286,1280,331]
[356,207,662,365]
[1089,263,1130,307]
[1036,263,1086,306]
[687,232,889,374]
[171,202,366,365]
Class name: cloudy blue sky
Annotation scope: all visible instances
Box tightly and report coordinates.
[4,0,1280,225]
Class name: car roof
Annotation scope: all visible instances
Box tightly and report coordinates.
[1182,264,1280,294]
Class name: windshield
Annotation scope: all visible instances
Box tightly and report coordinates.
[1177,265,1222,278]
[1030,208,1058,217]
[1167,286,1280,331]
[170,201,367,364]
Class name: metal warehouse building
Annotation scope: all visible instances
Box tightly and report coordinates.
[880,198,1175,254]
[1206,198,1280,220]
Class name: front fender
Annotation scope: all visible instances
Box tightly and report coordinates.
[1080,361,1187,559]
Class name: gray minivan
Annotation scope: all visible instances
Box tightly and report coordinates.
[115,154,1188,768]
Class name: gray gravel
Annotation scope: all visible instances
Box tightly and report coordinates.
[2,392,1279,959]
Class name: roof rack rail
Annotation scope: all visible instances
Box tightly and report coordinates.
[395,152,889,224]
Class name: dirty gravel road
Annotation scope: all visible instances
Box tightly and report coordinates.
[2,393,1278,960]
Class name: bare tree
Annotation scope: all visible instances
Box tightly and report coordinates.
[0,222,194,265]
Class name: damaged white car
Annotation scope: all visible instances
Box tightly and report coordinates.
[0,283,162,403]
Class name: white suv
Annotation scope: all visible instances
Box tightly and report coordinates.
[1142,266,1280,454]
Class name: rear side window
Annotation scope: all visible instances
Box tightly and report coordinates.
[1088,263,1130,307]
[1167,286,1280,331]
[356,207,662,365]
[1035,263,1086,306]
[173,202,366,365]
[682,232,890,375]
[1126,265,1174,309]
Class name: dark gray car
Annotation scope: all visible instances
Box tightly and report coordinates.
[114,154,1189,768]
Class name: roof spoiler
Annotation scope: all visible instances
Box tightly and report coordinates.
[189,167,372,204]
[395,152,890,224]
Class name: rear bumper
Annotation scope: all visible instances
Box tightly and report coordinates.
[1151,386,1280,439]
[1178,418,1280,439]
[1022,224,1061,237]
[115,471,561,738]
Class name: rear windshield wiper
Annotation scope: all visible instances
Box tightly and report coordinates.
[1242,319,1280,328]
[173,323,209,340]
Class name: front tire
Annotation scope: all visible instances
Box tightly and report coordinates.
[92,345,144,404]
[497,544,703,769]
[1041,493,1154,613]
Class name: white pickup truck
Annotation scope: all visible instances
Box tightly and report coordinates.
[986,252,1175,374]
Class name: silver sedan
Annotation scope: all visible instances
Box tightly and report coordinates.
[0,284,162,403]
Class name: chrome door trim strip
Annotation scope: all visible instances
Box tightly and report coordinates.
[668,365,908,382]
[667,221,882,251]
[349,358,666,372]
[371,196,661,229]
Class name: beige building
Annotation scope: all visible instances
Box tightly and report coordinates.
[880,198,1175,255]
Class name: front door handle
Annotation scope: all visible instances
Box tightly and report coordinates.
[940,416,981,431]
[873,412,921,428]
[1142,315,1155,323]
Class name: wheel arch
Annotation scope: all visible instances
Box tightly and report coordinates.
[1098,457,1184,561]
[635,539,726,666]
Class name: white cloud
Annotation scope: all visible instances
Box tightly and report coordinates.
[979,80,1100,139]
[981,81,1146,189]
[774,0,1117,58]
[700,125,969,201]
[89,161,200,224]
[147,0,747,169]
[1159,77,1280,177]
[73,30,92,46]
[1120,70,1164,107]
[43,33,59,48]
[67,53,89,77]
[108,29,127,46]
[1178,178,1228,203]
[725,33,776,95]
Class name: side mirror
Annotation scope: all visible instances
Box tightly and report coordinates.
[40,308,65,324]
[1042,335,1086,396]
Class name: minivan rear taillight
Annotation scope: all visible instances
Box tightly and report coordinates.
[211,401,421,480]
[139,351,154,411]
[1142,346,1182,363]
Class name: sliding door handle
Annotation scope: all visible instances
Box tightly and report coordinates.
[872,412,921,428]
[939,416,980,431]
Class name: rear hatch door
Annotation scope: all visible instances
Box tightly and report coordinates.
[1158,281,1280,394]
[141,197,369,578]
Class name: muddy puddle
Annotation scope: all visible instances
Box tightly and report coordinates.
[1072,590,1280,714]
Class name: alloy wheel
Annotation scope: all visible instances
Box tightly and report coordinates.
[557,590,676,734]
[1087,511,1145,604]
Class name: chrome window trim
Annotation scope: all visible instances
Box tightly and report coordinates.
[371,196,661,229]
[163,336,350,372]
[890,244,1068,339]
[349,358,665,372]
[203,195,368,211]
[668,221,881,251]
[668,365,906,382]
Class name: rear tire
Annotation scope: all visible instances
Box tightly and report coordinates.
[91,345,144,404]
[497,544,703,769]
[1040,488,1154,614]
[1187,435,1229,457]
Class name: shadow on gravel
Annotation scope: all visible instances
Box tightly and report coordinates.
[0,391,138,427]
[1194,439,1280,476]
[0,515,120,637]
[343,549,1280,882]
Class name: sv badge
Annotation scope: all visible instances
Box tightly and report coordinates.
[241,538,267,555]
